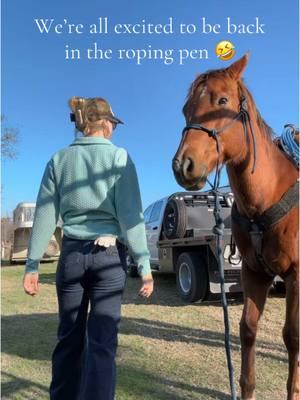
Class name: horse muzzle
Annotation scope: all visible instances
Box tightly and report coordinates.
[172,158,208,190]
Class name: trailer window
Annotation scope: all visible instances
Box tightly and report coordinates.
[149,201,163,223]
[24,207,35,222]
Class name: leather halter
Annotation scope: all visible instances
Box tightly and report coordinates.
[181,96,257,175]
[179,96,299,279]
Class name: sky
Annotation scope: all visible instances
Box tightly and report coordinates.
[2,0,299,217]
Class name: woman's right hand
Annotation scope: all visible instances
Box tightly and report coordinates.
[139,274,154,298]
[23,272,39,296]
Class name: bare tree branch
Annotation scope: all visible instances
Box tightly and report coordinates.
[1,115,19,159]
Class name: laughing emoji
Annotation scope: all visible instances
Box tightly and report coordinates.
[216,41,235,61]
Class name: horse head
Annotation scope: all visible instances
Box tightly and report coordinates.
[172,54,250,190]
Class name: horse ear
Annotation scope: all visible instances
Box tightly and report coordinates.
[227,53,249,80]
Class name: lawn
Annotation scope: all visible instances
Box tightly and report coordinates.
[2,263,288,399]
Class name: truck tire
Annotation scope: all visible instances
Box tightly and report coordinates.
[128,264,139,277]
[176,252,208,303]
[273,280,285,294]
[126,254,139,278]
[163,199,187,239]
[117,243,139,278]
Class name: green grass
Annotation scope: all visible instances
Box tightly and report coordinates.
[2,264,288,399]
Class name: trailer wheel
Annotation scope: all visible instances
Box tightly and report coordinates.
[176,252,208,303]
[163,199,187,239]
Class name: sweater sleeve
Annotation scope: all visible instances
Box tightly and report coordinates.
[25,159,60,273]
[114,149,151,278]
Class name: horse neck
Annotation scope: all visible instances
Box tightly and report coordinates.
[226,113,298,217]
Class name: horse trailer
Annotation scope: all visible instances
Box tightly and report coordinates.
[11,202,62,263]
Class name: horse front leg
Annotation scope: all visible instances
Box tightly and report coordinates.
[283,269,299,400]
[239,262,273,400]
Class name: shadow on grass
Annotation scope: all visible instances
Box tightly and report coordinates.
[39,272,57,285]
[117,364,233,400]
[1,361,233,400]
[120,316,288,363]
[1,260,13,267]
[2,313,57,361]
[2,312,287,365]
[1,371,48,399]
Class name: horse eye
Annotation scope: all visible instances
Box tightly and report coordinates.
[218,97,228,105]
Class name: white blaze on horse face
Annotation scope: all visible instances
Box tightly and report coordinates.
[187,83,207,122]
[199,85,207,99]
[188,85,208,123]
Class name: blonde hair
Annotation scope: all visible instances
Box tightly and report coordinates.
[68,97,110,136]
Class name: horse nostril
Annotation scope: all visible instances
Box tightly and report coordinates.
[187,157,194,172]
[182,157,194,177]
[172,159,181,173]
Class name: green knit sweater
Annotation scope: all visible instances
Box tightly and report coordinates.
[25,136,151,277]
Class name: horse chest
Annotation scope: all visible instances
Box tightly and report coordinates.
[234,221,297,278]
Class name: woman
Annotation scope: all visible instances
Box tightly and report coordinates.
[23,97,154,400]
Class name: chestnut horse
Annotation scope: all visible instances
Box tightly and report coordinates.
[172,54,299,400]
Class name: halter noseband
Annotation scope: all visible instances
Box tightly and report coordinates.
[181,96,257,181]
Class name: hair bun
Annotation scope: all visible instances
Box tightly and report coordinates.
[68,97,87,132]
[68,97,85,112]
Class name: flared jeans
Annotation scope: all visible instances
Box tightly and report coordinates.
[49,236,126,400]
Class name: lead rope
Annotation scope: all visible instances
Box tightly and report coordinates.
[208,131,237,400]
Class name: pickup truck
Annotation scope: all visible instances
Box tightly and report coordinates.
[126,188,242,302]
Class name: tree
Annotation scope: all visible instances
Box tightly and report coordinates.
[1,116,19,159]
[1,116,19,258]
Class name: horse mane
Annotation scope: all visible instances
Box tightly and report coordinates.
[185,69,274,142]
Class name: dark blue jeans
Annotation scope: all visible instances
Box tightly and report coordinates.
[49,236,126,400]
